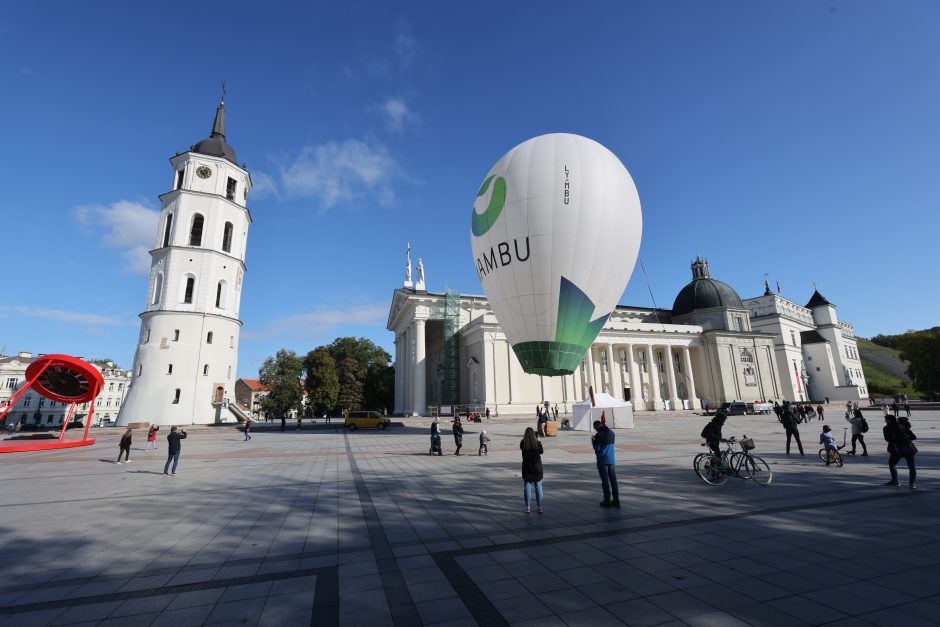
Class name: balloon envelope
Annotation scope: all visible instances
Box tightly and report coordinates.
[470,133,642,376]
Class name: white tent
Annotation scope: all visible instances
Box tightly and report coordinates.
[571,393,635,431]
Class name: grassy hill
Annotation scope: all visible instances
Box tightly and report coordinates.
[858,338,919,398]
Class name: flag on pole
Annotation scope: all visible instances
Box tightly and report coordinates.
[776,281,781,294]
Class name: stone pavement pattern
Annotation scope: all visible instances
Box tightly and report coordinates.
[0,409,937,626]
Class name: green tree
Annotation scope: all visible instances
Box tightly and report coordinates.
[897,329,940,393]
[326,337,394,412]
[336,357,366,412]
[258,349,304,420]
[303,348,339,415]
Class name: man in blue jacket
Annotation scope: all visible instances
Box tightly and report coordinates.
[592,419,620,508]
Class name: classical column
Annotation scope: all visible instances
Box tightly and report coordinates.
[627,343,641,406]
[647,343,662,410]
[394,335,401,414]
[413,319,426,416]
[665,346,680,410]
[585,346,596,390]
[683,346,700,409]
[400,329,409,414]
[606,343,618,397]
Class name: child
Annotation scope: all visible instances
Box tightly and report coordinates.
[479,430,490,456]
[819,425,838,465]
[146,424,159,451]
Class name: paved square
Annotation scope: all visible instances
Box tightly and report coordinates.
[0,408,936,626]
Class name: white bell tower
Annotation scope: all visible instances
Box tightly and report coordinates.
[117,98,252,426]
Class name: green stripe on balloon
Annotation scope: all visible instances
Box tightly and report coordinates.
[555,276,610,350]
[471,174,507,237]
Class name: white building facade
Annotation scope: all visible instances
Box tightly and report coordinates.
[387,257,867,415]
[117,100,251,426]
[0,353,131,427]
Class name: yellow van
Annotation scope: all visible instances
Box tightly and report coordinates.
[345,411,391,431]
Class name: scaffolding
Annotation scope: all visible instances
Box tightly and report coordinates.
[442,291,460,404]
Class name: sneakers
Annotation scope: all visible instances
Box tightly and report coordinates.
[884,481,900,486]
[861,453,868,456]
[126,460,131,463]
[611,500,621,508]
[910,484,917,489]
[537,507,543,514]
[599,501,613,508]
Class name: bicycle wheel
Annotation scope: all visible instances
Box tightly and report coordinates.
[695,455,729,486]
[693,452,708,470]
[818,448,829,463]
[832,450,844,467]
[743,454,772,485]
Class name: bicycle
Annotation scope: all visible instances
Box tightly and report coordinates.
[818,428,847,467]
[694,436,773,486]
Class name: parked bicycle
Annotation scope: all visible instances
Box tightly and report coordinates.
[694,435,772,486]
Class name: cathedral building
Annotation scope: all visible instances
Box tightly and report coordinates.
[117,100,251,426]
[387,256,868,415]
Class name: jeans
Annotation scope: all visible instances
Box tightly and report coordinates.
[597,463,619,502]
[524,480,543,509]
[785,428,804,455]
[244,429,251,441]
[851,433,867,454]
[164,451,180,474]
[117,446,130,462]
[889,449,916,484]
[146,440,156,451]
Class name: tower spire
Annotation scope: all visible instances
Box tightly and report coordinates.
[211,98,226,140]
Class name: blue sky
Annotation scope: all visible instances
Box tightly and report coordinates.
[1,1,937,377]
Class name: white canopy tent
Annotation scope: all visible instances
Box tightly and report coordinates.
[571,393,635,431]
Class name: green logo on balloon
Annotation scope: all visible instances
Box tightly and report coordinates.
[471,174,507,237]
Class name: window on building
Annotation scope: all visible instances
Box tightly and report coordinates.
[639,351,647,373]
[168,364,173,374]
[174,329,180,342]
[175,169,184,190]
[733,315,744,332]
[39,398,45,407]
[23,396,31,407]
[137,364,143,376]
[619,350,628,372]
[227,365,232,379]
[215,280,227,309]
[790,330,797,346]
[152,273,163,305]
[229,336,234,348]
[47,415,53,424]
[109,383,114,392]
[740,350,753,363]
[4,378,15,389]
[203,364,209,376]
[118,383,123,391]
[50,400,56,407]
[226,177,237,201]
[173,389,180,404]
[674,351,682,372]
[189,213,204,246]
[162,214,173,248]
[183,276,195,304]
[146,329,151,343]
[207,331,213,344]
[222,222,233,253]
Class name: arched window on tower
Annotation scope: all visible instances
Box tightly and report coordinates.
[189,213,204,246]
[151,273,163,305]
[222,222,233,253]
[181,275,196,304]
[215,280,228,309]
[162,214,173,247]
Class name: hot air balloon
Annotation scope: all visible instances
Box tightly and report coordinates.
[470,133,642,376]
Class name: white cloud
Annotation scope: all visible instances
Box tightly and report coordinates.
[243,302,389,340]
[249,170,279,198]
[279,140,399,209]
[13,306,123,326]
[377,96,418,134]
[73,200,159,274]
[394,21,417,69]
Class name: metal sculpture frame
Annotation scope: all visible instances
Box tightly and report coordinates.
[0,354,104,452]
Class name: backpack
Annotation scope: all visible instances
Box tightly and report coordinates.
[859,416,869,433]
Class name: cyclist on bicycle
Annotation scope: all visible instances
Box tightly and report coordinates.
[701,411,728,457]
[819,425,839,465]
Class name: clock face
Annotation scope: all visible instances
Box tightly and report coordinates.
[196,165,213,179]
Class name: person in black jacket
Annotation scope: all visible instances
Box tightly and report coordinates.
[116,428,132,464]
[701,412,728,457]
[520,427,544,513]
[884,415,917,488]
[452,418,464,455]
[781,402,804,456]
[164,426,188,476]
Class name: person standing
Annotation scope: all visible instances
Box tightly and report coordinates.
[845,409,868,455]
[164,426,187,476]
[520,427,544,513]
[116,428,132,464]
[244,418,252,441]
[429,417,443,455]
[773,401,782,421]
[280,415,286,431]
[781,402,804,456]
[536,406,545,437]
[884,415,917,488]
[452,418,464,456]
[600,410,607,426]
[592,420,620,508]
[817,404,825,422]
[145,424,159,451]
[479,430,490,456]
